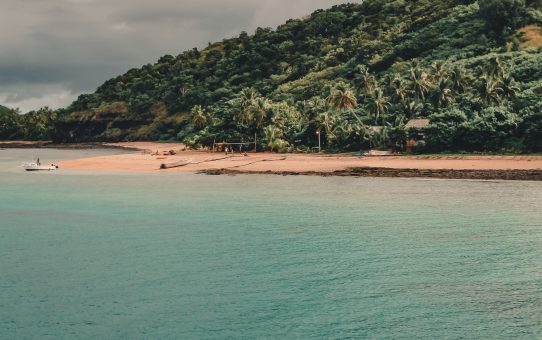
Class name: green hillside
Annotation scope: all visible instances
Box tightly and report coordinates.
[0,105,11,115]
[51,0,542,152]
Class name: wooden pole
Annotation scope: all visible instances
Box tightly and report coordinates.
[318,132,321,153]
[254,133,257,153]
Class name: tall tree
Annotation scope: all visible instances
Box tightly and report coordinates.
[488,57,508,80]
[500,75,520,99]
[402,101,423,118]
[431,79,454,107]
[369,88,390,125]
[230,88,259,126]
[478,73,503,105]
[449,65,471,93]
[24,107,57,140]
[430,61,450,83]
[354,65,377,95]
[263,125,288,152]
[327,83,357,111]
[408,66,432,101]
[191,105,208,129]
[251,97,270,129]
[390,77,409,104]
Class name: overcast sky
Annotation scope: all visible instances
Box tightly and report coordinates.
[0,0,356,112]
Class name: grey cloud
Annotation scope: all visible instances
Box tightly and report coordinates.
[0,0,356,112]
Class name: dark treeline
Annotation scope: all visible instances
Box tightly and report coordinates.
[0,106,57,141]
[2,0,541,152]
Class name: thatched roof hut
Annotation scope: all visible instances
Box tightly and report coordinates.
[405,119,431,129]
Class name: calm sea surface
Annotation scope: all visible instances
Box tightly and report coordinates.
[1,149,541,339]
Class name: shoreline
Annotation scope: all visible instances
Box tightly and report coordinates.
[3,141,542,181]
[0,140,141,151]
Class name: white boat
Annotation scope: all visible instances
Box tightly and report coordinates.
[22,162,59,171]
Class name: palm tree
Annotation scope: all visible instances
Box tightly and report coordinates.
[408,66,432,100]
[402,101,423,118]
[179,86,191,97]
[488,57,507,80]
[431,79,454,107]
[300,97,326,120]
[327,83,357,111]
[333,119,354,142]
[430,61,450,83]
[251,97,269,128]
[263,125,287,152]
[317,111,337,143]
[354,65,377,95]
[479,73,503,105]
[449,65,471,93]
[231,88,259,125]
[369,88,390,125]
[391,77,409,104]
[500,75,520,99]
[191,105,207,129]
[387,114,407,151]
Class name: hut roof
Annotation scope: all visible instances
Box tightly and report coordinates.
[405,119,431,129]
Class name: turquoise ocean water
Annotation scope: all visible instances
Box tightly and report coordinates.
[1,149,541,339]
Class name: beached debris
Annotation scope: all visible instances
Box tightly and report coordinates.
[159,155,237,170]
[160,159,193,169]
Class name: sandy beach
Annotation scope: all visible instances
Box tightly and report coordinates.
[50,142,542,180]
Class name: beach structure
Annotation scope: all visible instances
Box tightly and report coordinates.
[213,138,257,153]
[405,118,431,129]
[214,142,254,154]
[405,119,431,152]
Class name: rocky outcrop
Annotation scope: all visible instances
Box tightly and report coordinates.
[200,167,542,181]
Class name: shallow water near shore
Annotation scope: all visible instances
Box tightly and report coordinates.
[1,149,542,338]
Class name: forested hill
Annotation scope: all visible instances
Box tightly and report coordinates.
[0,105,11,115]
[53,0,542,152]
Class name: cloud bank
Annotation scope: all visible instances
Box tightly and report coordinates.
[0,0,355,112]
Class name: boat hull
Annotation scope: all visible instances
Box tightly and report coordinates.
[22,163,58,171]
[24,168,58,171]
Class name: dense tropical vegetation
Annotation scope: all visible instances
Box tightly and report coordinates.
[2,0,542,152]
[0,106,57,141]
